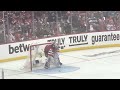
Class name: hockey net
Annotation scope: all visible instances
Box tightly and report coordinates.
[24,43,52,71]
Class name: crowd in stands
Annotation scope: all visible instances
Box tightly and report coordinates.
[0,11,120,45]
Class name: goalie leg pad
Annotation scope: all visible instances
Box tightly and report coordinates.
[54,53,62,67]
[44,61,50,69]
[44,56,52,69]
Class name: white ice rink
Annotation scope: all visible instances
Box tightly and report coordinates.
[1,47,120,79]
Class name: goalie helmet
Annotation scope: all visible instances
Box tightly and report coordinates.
[51,40,56,44]
[51,41,58,48]
[50,40,55,46]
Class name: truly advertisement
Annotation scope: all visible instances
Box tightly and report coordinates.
[47,37,66,49]
[47,34,89,49]
[68,34,88,47]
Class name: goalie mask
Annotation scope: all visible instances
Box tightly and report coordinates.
[52,42,58,49]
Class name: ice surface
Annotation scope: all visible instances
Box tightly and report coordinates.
[1,47,120,79]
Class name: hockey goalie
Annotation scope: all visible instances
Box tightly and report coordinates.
[24,41,62,70]
[44,41,62,69]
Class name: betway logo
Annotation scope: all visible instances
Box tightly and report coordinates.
[9,44,30,54]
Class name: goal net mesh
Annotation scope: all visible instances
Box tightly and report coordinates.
[24,43,52,71]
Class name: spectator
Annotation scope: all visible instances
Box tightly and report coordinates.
[0,11,120,45]
[6,32,15,43]
[0,31,5,44]
[105,16,116,31]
